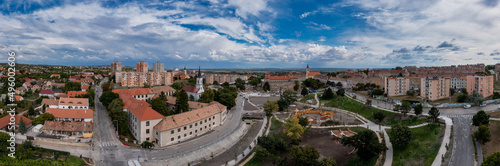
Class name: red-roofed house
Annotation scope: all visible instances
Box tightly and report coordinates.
[81,85,90,91]
[69,76,80,81]
[50,74,61,78]
[39,89,54,98]
[15,95,23,101]
[0,115,33,131]
[46,108,93,122]
[112,88,154,101]
[67,91,88,98]
[126,99,164,143]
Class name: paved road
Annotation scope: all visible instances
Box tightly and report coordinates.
[445,115,474,166]
[91,79,245,165]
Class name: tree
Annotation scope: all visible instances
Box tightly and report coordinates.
[171,82,184,90]
[301,87,308,96]
[336,82,342,87]
[373,111,385,122]
[482,152,500,166]
[400,101,411,116]
[221,82,230,88]
[42,104,46,112]
[63,81,81,92]
[158,91,167,101]
[175,90,189,113]
[99,91,119,107]
[283,118,305,141]
[141,141,153,148]
[474,125,491,144]
[199,89,215,103]
[319,157,337,166]
[450,88,456,96]
[468,90,484,106]
[236,83,245,91]
[356,83,365,91]
[290,146,320,166]
[18,117,27,134]
[414,104,423,116]
[342,130,387,161]
[461,88,467,94]
[390,123,413,149]
[322,88,334,99]
[336,88,345,96]
[255,146,271,159]
[281,90,298,105]
[189,94,195,101]
[151,98,171,116]
[406,90,416,97]
[213,81,219,85]
[264,100,279,116]
[33,113,55,125]
[263,82,270,91]
[27,106,36,116]
[298,116,308,127]
[473,110,490,126]
[428,107,440,124]
[248,77,261,89]
[493,92,500,99]
[143,83,149,88]
[457,94,468,103]
[293,80,300,91]
[277,99,289,111]
[216,86,237,109]
[257,134,289,153]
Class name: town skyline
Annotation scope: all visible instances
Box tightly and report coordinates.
[2,0,500,68]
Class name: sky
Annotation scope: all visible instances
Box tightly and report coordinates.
[1,0,500,69]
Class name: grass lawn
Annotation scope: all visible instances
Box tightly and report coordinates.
[346,156,377,166]
[481,121,500,160]
[388,124,445,166]
[66,156,85,166]
[321,96,428,126]
[244,155,265,166]
[300,94,316,102]
[270,117,283,130]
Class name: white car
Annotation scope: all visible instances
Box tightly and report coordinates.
[480,104,487,107]
[464,105,471,109]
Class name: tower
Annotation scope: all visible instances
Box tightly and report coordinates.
[196,66,204,93]
[306,64,310,78]
[184,66,187,75]
[136,61,148,73]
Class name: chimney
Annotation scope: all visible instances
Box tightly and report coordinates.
[141,102,143,106]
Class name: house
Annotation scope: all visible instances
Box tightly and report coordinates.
[80,78,94,85]
[14,95,23,101]
[69,76,81,81]
[45,108,93,122]
[112,88,155,101]
[41,98,59,109]
[39,89,55,98]
[51,74,61,78]
[153,101,227,147]
[0,115,33,131]
[127,99,164,143]
[165,96,210,111]
[149,85,175,97]
[182,70,204,101]
[67,91,87,98]
[15,87,27,95]
[58,98,89,109]
[81,85,90,91]
[42,121,93,137]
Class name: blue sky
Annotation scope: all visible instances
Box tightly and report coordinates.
[1,0,500,68]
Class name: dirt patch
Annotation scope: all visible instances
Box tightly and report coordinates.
[249,96,280,106]
[481,121,500,160]
[488,111,500,118]
[300,128,356,166]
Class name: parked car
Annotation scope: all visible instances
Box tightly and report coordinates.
[464,104,472,109]
[480,104,487,107]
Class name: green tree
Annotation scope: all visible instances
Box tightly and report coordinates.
[27,106,36,116]
[151,97,171,116]
[63,81,81,92]
[414,104,423,116]
[42,104,46,111]
[468,90,484,106]
[264,100,279,116]
[319,157,337,166]
[18,117,27,134]
[0,132,10,153]
[400,101,411,116]
[482,151,500,166]
[322,88,334,99]
[216,87,237,109]
[255,146,271,159]
[283,118,305,141]
[473,110,490,126]
[390,123,413,149]
[301,87,308,96]
[336,82,342,87]
[373,111,385,123]
[248,77,261,89]
[222,82,230,88]
[293,80,300,91]
[171,82,184,90]
[281,90,297,105]
[199,89,215,103]
[277,99,289,111]
[33,113,55,125]
[213,81,219,85]
[257,134,289,153]
[290,146,320,166]
[457,94,468,103]
[342,130,387,161]
[158,91,167,101]
[236,83,245,91]
[189,94,195,101]
[428,106,440,124]
[263,82,270,91]
[99,91,119,108]
[474,125,491,144]
[141,141,153,148]
[175,90,189,113]
[336,88,345,96]
[298,116,308,127]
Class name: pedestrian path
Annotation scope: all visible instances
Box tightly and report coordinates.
[443,114,473,118]
[101,141,117,147]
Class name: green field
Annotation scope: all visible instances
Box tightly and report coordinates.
[270,117,283,130]
[388,124,445,166]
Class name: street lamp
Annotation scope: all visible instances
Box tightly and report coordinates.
[113,120,118,135]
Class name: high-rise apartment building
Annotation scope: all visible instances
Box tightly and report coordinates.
[420,77,450,101]
[153,61,164,73]
[466,75,494,98]
[110,61,122,75]
[385,77,409,97]
[136,61,148,73]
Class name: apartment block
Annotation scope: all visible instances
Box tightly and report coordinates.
[466,75,494,98]
[384,77,410,97]
[136,61,148,73]
[118,72,173,87]
[153,61,165,73]
[450,77,467,89]
[110,61,122,75]
[420,77,450,101]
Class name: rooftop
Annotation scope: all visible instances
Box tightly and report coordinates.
[46,108,93,119]
[154,101,226,131]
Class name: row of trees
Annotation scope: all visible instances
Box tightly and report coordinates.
[457,90,484,105]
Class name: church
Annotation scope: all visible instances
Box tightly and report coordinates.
[182,67,204,101]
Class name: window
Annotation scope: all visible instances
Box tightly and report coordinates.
[205,119,207,123]
[156,131,158,135]
[146,129,150,134]
[213,116,215,119]
[178,128,181,132]
[178,136,180,139]
[184,133,187,137]
[209,118,211,121]
[184,126,187,130]
[190,124,192,128]
[171,130,174,134]
[205,126,207,129]
[200,121,203,124]
[190,132,192,135]
[146,137,150,141]
[171,137,174,141]
[195,123,198,126]
[201,128,203,131]
[209,124,211,127]
[146,121,150,126]
[213,122,215,125]
[195,130,197,133]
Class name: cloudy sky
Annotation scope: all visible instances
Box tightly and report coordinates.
[1,0,500,68]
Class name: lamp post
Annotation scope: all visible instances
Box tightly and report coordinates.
[113,120,118,135]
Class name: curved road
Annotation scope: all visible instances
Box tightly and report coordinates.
[93,79,245,166]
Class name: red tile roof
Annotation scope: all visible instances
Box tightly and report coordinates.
[67,91,87,97]
[81,85,90,90]
[154,101,226,131]
[127,100,164,121]
[46,108,93,119]
[59,98,89,107]
[264,75,291,80]
[182,85,199,93]
[42,98,59,106]
[0,115,33,129]
[40,89,54,94]
[43,121,93,132]
[149,86,175,94]
[308,72,321,76]
[14,95,23,101]
[112,88,152,96]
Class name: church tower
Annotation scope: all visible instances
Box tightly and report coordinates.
[306,64,310,78]
[196,66,204,93]
[183,66,187,75]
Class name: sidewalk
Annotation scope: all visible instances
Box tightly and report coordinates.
[431,116,452,166]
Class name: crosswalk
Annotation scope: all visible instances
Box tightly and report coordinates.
[444,114,473,118]
[101,141,117,147]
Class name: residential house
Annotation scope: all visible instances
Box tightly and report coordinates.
[67,91,87,98]
[0,115,33,131]
[41,98,59,109]
[39,89,54,98]
[43,121,93,137]
[46,108,93,122]
[58,98,89,109]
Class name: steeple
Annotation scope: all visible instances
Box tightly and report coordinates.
[307,64,309,69]
[198,66,201,77]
